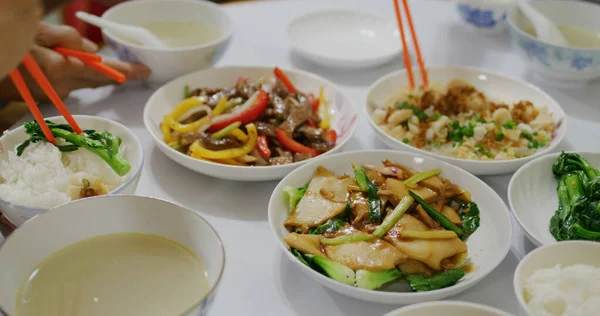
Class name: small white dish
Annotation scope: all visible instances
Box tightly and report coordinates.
[508,151,600,247]
[365,65,567,176]
[0,115,144,227]
[143,66,358,182]
[384,300,512,316]
[513,241,600,316]
[287,10,401,69]
[268,150,512,304]
[0,195,225,316]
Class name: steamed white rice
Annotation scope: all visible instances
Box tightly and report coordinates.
[0,142,127,208]
[524,264,600,316]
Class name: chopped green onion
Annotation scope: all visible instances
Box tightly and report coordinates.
[402,138,409,144]
[495,129,504,141]
[502,120,516,130]
[82,178,90,187]
[372,196,413,238]
[321,234,373,245]
[211,121,242,139]
[404,169,441,188]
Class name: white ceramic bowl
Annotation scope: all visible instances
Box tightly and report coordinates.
[513,241,600,316]
[508,151,600,247]
[0,195,224,316]
[286,10,401,69]
[268,150,512,304]
[144,66,358,181]
[365,65,566,176]
[457,0,516,35]
[0,115,144,227]
[102,0,233,83]
[507,0,600,87]
[384,301,512,316]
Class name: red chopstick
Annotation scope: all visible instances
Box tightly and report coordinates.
[8,68,56,143]
[22,53,83,135]
[53,46,126,84]
[53,47,102,63]
[393,0,428,90]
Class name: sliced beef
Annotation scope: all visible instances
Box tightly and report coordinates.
[278,100,311,134]
[269,148,294,165]
[296,125,323,140]
[179,110,207,124]
[271,80,290,98]
[235,79,257,99]
[310,140,335,153]
[256,121,277,138]
[294,152,313,162]
[199,134,243,151]
[271,95,289,120]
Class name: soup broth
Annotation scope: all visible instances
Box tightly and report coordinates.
[16,233,209,316]
[523,24,600,48]
[118,21,222,48]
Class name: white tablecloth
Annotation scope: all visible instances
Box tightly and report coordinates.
[4,0,600,315]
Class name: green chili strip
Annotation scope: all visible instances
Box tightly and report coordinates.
[404,168,441,187]
[211,121,242,139]
[409,190,464,237]
[372,196,414,238]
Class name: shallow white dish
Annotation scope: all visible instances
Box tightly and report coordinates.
[0,115,144,227]
[144,66,358,181]
[384,300,512,316]
[102,0,233,83]
[268,150,512,304]
[365,65,566,176]
[508,151,600,247]
[513,241,600,316]
[287,10,401,69]
[0,195,225,316]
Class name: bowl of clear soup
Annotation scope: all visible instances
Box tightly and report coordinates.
[0,195,224,316]
[102,0,234,83]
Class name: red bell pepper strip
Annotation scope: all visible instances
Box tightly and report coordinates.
[308,93,319,114]
[324,130,337,143]
[274,67,296,94]
[275,128,319,157]
[257,135,271,158]
[305,120,316,127]
[207,90,269,132]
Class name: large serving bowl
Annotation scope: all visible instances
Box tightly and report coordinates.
[513,241,600,316]
[384,301,512,316]
[268,150,512,304]
[144,66,358,181]
[0,115,144,227]
[102,0,234,83]
[0,195,225,316]
[507,0,600,87]
[508,151,600,247]
[365,65,566,176]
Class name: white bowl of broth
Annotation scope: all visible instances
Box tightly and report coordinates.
[0,195,224,316]
[102,0,233,83]
[508,0,600,87]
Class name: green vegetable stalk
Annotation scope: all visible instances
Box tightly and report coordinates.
[372,196,414,238]
[283,184,308,213]
[406,269,465,292]
[308,218,347,235]
[321,234,373,245]
[409,190,464,238]
[355,268,402,290]
[352,164,381,223]
[303,254,356,286]
[404,169,441,188]
[17,120,131,176]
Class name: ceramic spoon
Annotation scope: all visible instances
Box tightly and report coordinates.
[75,11,166,49]
[517,0,567,46]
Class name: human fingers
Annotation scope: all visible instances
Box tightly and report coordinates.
[73,59,151,83]
[35,22,97,52]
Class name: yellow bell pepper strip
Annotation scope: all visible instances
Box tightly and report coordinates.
[190,123,258,160]
[211,121,241,139]
[169,97,205,119]
[230,128,249,142]
[207,90,269,132]
[213,158,245,166]
[318,86,330,130]
[167,97,229,134]
[161,116,176,143]
[170,105,212,133]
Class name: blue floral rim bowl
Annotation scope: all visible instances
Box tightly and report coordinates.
[507,0,600,88]
[456,0,516,34]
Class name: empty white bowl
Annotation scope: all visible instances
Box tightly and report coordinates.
[0,195,225,316]
[287,10,401,69]
[508,151,600,247]
[507,0,600,87]
[384,300,512,316]
[102,0,233,83]
[365,65,567,176]
[0,115,144,227]
[144,66,358,181]
[268,150,512,304]
[513,241,600,316]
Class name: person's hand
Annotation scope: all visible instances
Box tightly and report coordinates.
[0,0,42,78]
[0,22,151,101]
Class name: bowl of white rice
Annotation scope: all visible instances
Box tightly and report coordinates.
[514,241,600,316]
[0,115,144,227]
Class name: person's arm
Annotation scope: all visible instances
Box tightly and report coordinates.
[42,0,124,13]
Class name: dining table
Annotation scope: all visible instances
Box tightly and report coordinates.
[2,0,600,315]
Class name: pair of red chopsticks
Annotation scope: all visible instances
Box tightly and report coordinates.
[393,0,428,90]
[8,47,126,143]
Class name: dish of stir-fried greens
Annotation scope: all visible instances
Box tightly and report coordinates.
[160,67,337,166]
[283,161,480,292]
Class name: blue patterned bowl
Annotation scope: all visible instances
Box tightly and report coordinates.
[507,0,600,87]
[456,0,516,34]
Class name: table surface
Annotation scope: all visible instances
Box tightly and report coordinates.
[3,0,600,315]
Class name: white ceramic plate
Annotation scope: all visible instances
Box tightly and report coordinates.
[508,151,600,247]
[0,195,225,316]
[268,150,512,304]
[513,241,600,316]
[384,300,512,316]
[144,66,357,181]
[287,10,401,69]
[365,65,567,176]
